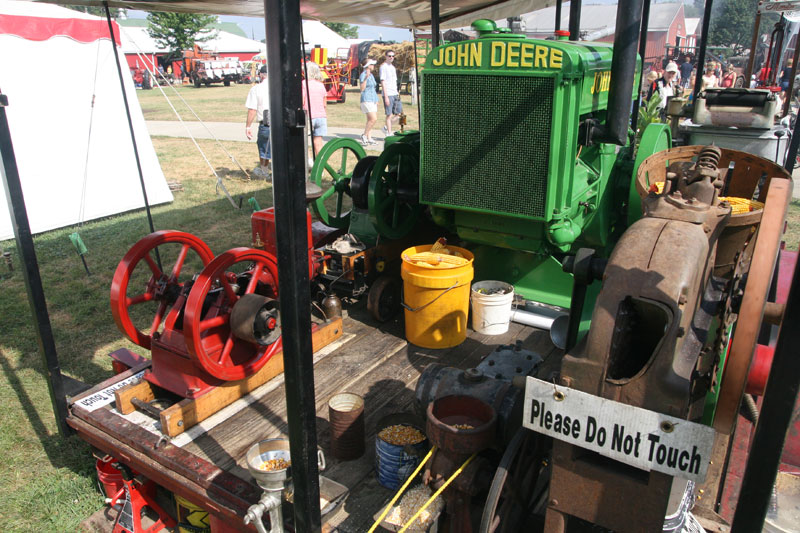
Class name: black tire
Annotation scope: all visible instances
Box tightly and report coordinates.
[224,80,231,87]
[367,275,401,322]
[337,86,346,103]
[204,79,211,87]
[193,77,201,88]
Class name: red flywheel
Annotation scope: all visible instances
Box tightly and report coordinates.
[110,231,214,349]
[184,247,281,381]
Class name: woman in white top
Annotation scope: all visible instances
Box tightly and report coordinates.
[701,64,718,91]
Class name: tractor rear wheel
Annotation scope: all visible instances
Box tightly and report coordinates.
[193,77,201,88]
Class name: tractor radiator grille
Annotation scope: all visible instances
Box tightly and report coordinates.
[421,74,554,219]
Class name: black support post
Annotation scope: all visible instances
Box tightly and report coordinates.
[555,0,563,32]
[262,0,321,531]
[0,91,70,437]
[692,0,715,103]
[599,0,644,145]
[630,0,652,133]
[431,0,440,48]
[103,3,156,238]
[569,0,582,41]
[731,245,800,532]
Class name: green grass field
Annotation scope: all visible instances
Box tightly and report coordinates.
[0,82,799,531]
[137,83,420,130]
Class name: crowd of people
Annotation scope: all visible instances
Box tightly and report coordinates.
[643,55,747,120]
[244,50,406,179]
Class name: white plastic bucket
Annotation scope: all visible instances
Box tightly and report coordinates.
[471,281,514,335]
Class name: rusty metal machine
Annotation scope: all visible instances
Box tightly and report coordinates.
[411,144,791,532]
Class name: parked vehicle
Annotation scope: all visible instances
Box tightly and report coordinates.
[183,45,244,87]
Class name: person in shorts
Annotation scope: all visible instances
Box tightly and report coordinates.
[245,65,271,179]
[379,50,402,135]
[359,59,379,145]
[302,61,328,157]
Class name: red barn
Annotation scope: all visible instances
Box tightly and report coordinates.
[514,2,687,70]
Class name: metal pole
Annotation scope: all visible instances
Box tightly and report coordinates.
[263,0,321,531]
[784,102,800,173]
[692,0,715,103]
[746,13,762,81]
[0,90,70,437]
[103,3,157,239]
[555,0,563,32]
[569,0,582,41]
[631,0,652,133]
[731,241,800,532]
[431,0,440,48]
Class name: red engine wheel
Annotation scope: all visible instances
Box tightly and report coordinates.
[184,247,281,381]
[110,231,214,350]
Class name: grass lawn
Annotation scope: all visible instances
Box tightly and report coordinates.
[0,138,271,531]
[1,87,800,530]
[137,83,420,130]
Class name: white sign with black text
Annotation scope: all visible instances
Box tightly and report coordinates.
[73,371,146,412]
[522,376,716,483]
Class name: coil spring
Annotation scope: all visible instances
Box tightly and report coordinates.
[697,145,722,169]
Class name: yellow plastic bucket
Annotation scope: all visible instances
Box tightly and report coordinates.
[175,494,210,533]
[401,245,474,348]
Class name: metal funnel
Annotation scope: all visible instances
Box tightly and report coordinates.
[246,438,292,492]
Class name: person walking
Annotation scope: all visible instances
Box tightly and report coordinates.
[359,59,379,145]
[302,61,328,158]
[245,65,271,179]
[379,50,402,136]
[679,55,693,94]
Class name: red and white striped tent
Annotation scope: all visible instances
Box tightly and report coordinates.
[0,0,171,240]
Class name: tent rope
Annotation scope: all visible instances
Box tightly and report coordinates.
[123,35,238,208]
[119,27,251,178]
[77,39,103,227]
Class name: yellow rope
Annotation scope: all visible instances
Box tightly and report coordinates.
[367,446,436,533]
[398,453,477,533]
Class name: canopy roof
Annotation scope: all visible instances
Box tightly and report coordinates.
[34,0,555,29]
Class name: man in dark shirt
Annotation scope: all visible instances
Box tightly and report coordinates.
[679,55,694,94]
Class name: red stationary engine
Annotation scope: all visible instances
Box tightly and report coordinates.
[110,231,284,398]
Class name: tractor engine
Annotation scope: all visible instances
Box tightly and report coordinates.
[420,20,640,308]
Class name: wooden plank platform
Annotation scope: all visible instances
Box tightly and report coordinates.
[68,303,559,532]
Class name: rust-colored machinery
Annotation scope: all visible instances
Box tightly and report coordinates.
[413,145,792,532]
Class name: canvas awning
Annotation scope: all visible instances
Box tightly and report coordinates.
[33,0,556,29]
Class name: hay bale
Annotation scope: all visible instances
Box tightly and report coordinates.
[368,42,417,74]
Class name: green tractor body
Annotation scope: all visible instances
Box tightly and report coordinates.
[420,26,642,308]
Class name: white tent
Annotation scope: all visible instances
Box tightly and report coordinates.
[120,25,263,56]
[0,0,172,241]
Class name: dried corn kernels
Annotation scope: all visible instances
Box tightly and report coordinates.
[257,458,290,471]
[378,424,426,446]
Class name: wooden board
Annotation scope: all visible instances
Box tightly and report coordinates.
[70,302,558,532]
[111,317,343,437]
[161,317,343,437]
